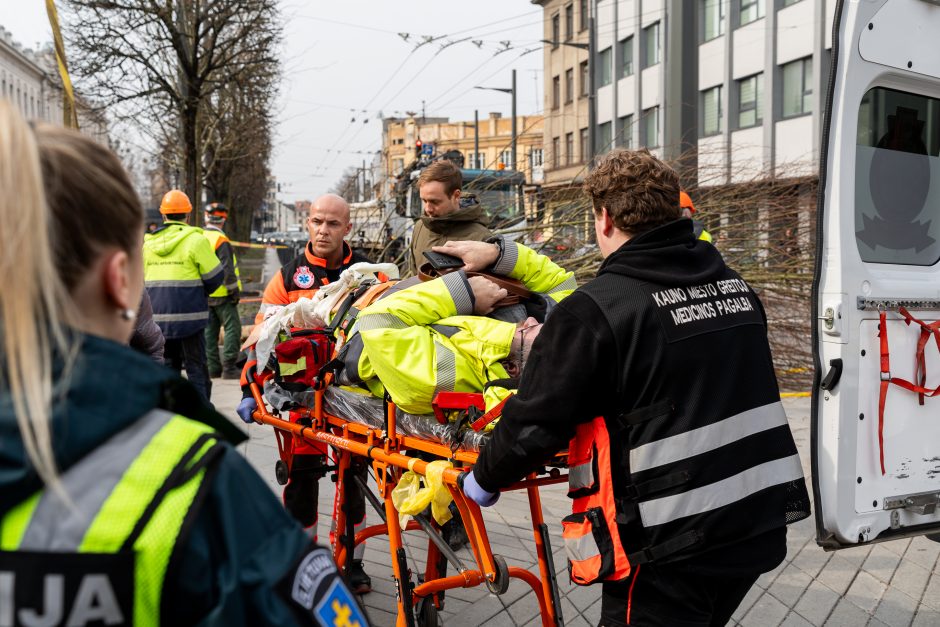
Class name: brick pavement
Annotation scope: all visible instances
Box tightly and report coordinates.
[213,380,940,627]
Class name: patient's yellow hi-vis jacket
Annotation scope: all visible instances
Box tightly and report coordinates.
[335,239,577,417]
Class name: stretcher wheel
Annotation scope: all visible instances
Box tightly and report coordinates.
[415,597,442,627]
[275,460,289,485]
[485,555,510,595]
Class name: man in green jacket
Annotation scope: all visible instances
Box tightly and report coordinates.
[409,160,492,275]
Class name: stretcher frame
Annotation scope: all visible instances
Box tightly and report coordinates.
[249,381,568,627]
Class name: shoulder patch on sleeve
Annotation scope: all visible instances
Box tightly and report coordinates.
[313,579,368,627]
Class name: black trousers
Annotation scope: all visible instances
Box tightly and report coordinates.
[164,331,211,402]
[600,563,759,627]
[284,454,367,536]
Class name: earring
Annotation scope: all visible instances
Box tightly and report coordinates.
[120,308,137,322]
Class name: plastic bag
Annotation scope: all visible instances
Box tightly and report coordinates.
[391,460,454,528]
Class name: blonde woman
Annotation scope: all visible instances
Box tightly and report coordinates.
[0,102,365,626]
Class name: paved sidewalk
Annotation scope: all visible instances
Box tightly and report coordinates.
[211,381,940,627]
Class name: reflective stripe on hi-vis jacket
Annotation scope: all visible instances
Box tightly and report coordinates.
[0,409,221,626]
[562,400,804,585]
[204,227,242,298]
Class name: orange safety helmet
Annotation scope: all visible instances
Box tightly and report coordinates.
[679,190,696,214]
[205,202,228,219]
[159,189,193,214]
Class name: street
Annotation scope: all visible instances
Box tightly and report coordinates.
[211,379,940,627]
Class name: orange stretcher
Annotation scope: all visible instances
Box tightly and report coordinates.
[249,379,568,627]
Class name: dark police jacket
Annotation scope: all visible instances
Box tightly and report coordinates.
[473,220,811,576]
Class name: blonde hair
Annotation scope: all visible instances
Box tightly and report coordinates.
[0,101,142,490]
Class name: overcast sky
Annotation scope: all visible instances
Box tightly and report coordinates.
[2,1,544,203]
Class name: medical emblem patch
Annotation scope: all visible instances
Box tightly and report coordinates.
[294,266,315,289]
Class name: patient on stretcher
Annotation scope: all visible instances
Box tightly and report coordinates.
[258,238,576,448]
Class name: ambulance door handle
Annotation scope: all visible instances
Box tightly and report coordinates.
[820,359,843,391]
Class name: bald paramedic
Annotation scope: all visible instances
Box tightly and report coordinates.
[239,193,375,594]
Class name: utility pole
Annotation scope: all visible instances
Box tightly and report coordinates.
[361,159,367,202]
[511,69,517,171]
[474,109,480,168]
[587,1,596,167]
[474,71,517,170]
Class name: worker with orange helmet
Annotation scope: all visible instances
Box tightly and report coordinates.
[203,203,243,379]
[679,190,713,243]
[143,189,223,401]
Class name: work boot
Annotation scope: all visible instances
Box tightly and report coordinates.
[348,560,372,594]
[221,365,241,380]
[441,516,469,551]
[209,368,222,379]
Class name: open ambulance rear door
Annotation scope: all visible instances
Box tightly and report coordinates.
[814,0,940,549]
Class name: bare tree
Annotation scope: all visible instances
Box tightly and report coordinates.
[65,0,281,216]
[203,63,278,241]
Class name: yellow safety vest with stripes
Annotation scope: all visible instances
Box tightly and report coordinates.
[0,410,221,626]
[203,227,242,298]
[348,240,578,416]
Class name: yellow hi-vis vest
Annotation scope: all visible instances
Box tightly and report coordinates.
[0,410,221,626]
[203,227,242,298]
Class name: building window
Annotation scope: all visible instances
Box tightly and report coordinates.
[565,3,574,40]
[529,148,544,169]
[620,37,634,77]
[580,61,589,97]
[642,106,659,147]
[618,114,634,148]
[500,150,514,169]
[642,22,660,69]
[551,13,560,47]
[580,127,589,162]
[739,0,765,25]
[565,68,574,103]
[737,73,764,128]
[598,122,613,152]
[782,0,802,6]
[781,57,813,118]
[552,137,561,168]
[598,48,612,87]
[552,75,561,109]
[701,86,723,136]
[702,0,725,41]
[468,152,485,169]
[565,132,574,165]
[580,0,589,31]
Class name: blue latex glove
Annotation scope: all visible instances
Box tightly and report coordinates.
[236,397,257,424]
[462,471,500,507]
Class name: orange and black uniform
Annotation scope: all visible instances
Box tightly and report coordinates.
[241,241,373,532]
[473,220,810,626]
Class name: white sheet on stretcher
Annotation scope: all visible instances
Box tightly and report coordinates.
[252,262,399,369]
[262,382,490,452]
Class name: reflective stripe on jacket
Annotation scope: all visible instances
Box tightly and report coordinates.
[144,221,223,339]
[340,239,576,415]
[204,226,242,299]
[0,409,220,626]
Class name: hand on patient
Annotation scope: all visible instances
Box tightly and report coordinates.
[468,276,508,315]
[433,240,499,272]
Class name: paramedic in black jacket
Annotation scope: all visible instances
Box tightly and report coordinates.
[464,149,811,627]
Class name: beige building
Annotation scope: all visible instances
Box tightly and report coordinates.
[0,26,109,144]
[382,112,544,195]
[535,0,592,188]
